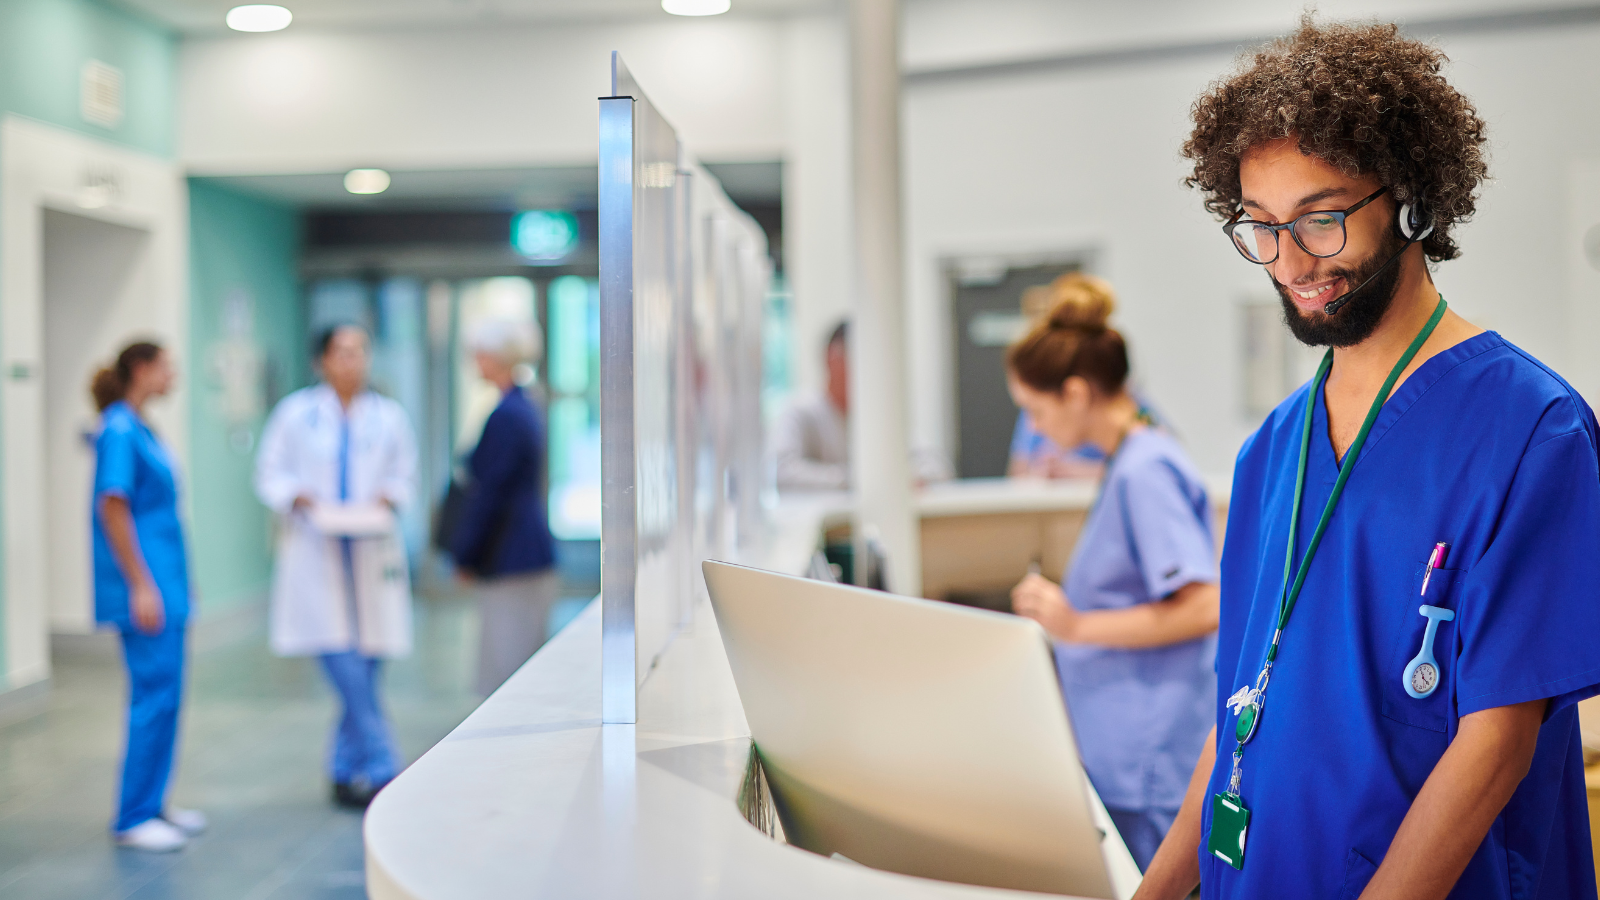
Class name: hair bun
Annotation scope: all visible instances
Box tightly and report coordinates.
[1045,273,1116,333]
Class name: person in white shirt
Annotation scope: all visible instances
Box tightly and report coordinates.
[254,324,418,810]
[773,321,850,491]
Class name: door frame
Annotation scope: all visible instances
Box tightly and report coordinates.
[0,116,188,690]
[933,245,1099,475]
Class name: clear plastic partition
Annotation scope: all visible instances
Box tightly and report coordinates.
[599,53,771,724]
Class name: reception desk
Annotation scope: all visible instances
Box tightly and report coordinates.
[918,477,1229,602]
[365,495,1142,899]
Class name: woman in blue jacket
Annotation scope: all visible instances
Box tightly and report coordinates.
[451,319,559,694]
[90,341,206,852]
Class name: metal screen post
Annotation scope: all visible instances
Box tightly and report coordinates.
[598,94,638,725]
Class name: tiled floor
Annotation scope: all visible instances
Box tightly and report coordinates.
[0,592,590,900]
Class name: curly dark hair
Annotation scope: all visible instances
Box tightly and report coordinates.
[1182,16,1488,262]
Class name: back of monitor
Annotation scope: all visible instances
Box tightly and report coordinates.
[703,560,1115,898]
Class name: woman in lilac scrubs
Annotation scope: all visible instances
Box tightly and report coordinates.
[1006,290,1219,871]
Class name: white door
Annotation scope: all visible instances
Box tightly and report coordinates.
[42,210,154,635]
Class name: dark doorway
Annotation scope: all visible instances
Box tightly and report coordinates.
[950,260,1083,478]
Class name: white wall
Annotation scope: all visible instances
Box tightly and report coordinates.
[901,0,1600,71]
[180,18,788,173]
[180,13,853,396]
[902,9,1600,477]
[904,54,1255,476]
[781,15,852,401]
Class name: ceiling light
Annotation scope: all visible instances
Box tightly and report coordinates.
[662,0,731,15]
[344,169,390,195]
[226,5,293,32]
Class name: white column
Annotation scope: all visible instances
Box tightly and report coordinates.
[847,0,920,594]
[781,15,853,402]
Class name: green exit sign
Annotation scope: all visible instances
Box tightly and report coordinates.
[512,210,579,261]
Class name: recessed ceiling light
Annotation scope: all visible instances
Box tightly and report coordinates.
[662,0,730,15]
[226,5,293,32]
[344,169,391,195]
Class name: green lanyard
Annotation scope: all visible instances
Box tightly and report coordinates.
[1225,296,1447,792]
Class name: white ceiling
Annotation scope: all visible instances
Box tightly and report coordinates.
[116,0,832,34]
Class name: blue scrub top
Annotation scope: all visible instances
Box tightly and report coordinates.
[1204,333,1600,899]
[92,401,190,629]
[1056,427,1218,813]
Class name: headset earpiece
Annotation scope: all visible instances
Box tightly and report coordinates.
[1397,198,1434,242]
[1324,191,1432,316]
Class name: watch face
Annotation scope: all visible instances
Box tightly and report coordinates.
[1410,663,1437,695]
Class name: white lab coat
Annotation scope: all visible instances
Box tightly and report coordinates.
[255,385,418,658]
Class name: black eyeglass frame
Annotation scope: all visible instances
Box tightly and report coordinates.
[1223,187,1389,265]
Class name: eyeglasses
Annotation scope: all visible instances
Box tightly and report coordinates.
[1223,187,1388,265]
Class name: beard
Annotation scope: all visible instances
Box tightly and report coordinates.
[1274,233,1406,348]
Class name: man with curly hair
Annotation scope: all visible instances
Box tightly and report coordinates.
[1133,19,1600,900]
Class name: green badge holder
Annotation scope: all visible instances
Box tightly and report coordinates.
[1208,792,1250,870]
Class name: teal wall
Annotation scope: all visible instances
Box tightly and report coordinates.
[0,0,175,682]
[0,0,176,157]
[187,180,306,615]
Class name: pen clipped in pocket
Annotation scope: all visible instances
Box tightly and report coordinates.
[1380,563,1461,734]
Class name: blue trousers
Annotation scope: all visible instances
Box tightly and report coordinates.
[1106,805,1180,873]
[318,651,399,788]
[115,626,186,832]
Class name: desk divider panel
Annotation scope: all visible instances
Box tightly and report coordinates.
[599,53,771,724]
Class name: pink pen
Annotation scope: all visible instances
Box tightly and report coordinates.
[1420,542,1449,597]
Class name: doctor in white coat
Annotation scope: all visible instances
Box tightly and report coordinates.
[255,324,417,809]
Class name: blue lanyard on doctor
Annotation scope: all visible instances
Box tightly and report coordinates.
[1223,297,1446,801]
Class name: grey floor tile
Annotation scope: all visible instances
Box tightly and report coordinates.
[0,591,498,899]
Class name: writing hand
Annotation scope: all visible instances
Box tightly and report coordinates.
[1011,573,1080,642]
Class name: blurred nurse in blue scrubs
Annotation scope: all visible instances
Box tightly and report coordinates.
[90,341,206,852]
[1006,291,1218,872]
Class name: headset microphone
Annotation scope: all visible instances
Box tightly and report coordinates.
[1321,193,1433,316]
[1320,237,1414,316]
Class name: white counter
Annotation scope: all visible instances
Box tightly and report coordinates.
[916,478,1100,518]
[365,499,1141,900]
[916,476,1231,519]
[749,475,1228,522]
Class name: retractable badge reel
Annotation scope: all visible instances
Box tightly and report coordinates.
[1403,543,1453,699]
[1211,673,1266,869]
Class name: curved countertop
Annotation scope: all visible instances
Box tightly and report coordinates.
[365,498,1142,899]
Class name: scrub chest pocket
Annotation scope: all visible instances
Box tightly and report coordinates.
[1380,565,1462,734]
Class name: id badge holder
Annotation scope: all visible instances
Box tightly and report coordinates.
[1208,792,1250,870]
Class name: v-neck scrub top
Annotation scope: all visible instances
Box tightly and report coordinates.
[1203,332,1600,899]
[1056,428,1218,813]
[91,401,190,629]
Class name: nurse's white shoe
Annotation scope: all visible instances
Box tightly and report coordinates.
[114,818,188,852]
[163,808,207,835]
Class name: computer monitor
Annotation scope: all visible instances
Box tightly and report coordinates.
[703,560,1130,898]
